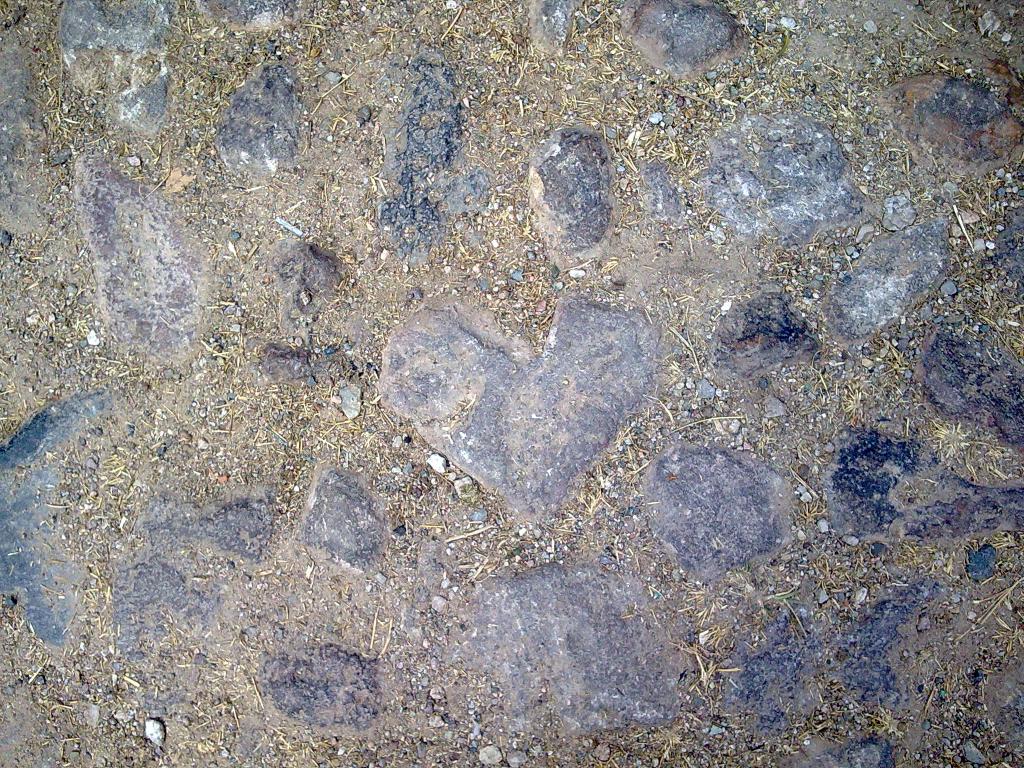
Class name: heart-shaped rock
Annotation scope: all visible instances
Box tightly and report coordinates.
[379,295,659,516]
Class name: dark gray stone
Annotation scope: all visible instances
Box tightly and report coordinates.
[528,127,613,265]
[443,167,491,216]
[918,329,1024,449]
[528,0,582,53]
[966,544,997,581]
[379,295,659,517]
[641,161,684,226]
[644,443,792,581]
[623,0,746,80]
[272,240,342,334]
[701,114,865,246]
[825,219,949,344]
[714,289,817,375]
[722,606,820,732]
[883,75,1023,177]
[302,468,386,571]
[792,738,895,768]
[994,208,1024,289]
[258,343,313,383]
[986,666,1024,752]
[0,37,46,236]
[73,156,207,360]
[197,0,298,29]
[115,63,170,136]
[216,64,301,177]
[262,644,380,730]
[0,391,111,472]
[456,563,681,733]
[902,481,1024,542]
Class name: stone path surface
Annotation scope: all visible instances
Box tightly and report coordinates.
[2,1,1024,766]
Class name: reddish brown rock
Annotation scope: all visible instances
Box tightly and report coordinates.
[883,75,1023,177]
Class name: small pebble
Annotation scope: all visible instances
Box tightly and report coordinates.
[144,718,165,748]
[966,544,997,581]
[863,19,877,33]
[940,280,958,297]
[962,740,986,765]
[427,454,448,474]
[479,745,502,765]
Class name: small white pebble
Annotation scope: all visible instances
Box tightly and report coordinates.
[427,454,448,474]
[568,268,586,279]
[86,329,100,347]
[816,519,830,534]
[144,718,165,747]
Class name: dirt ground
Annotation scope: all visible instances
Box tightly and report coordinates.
[1,0,1024,766]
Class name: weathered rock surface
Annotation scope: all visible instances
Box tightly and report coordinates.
[623,0,746,80]
[995,208,1024,289]
[262,644,380,730]
[197,0,299,29]
[825,219,949,343]
[302,467,386,571]
[58,0,173,135]
[272,240,342,334]
[258,343,313,383]
[193,495,275,561]
[722,607,820,732]
[456,563,681,733]
[833,581,939,709]
[0,392,111,645]
[528,0,582,53]
[379,55,464,264]
[791,738,895,768]
[0,37,47,235]
[918,329,1024,449]
[714,289,818,375]
[986,666,1024,752]
[701,114,865,245]
[73,157,207,360]
[528,127,613,265]
[379,295,659,516]
[216,64,301,177]
[902,481,1024,542]
[644,443,792,581]
[641,161,684,226]
[883,75,1023,177]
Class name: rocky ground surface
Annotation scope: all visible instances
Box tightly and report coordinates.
[1,1,1024,767]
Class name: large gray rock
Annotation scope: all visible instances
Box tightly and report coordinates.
[379,295,659,517]
[455,563,681,733]
[0,36,47,236]
[644,443,792,581]
[216,64,301,177]
[302,467,387,572]
[825,219,949,344]
[623,0,746,80]
[883,75,1023,177]
[714,289,818,375]
[196,0,299,29]
[528,0,582,53]
[528,126,613,266]
[701,114,865,245]
[0,392,111,645]
[73,156,207,360]
[918,329,1024,449]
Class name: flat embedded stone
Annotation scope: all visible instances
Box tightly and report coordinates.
[641,161,684,226]
[644,443,792,581]
[73,156,207,360]
[302,467,386,571]
[883,75,1023,177]
[528,127,613,265]
[528,0,582,53]
[918,329,1024,449]
[623,0,746,80]
[714,289,817,375]
[272,240,342,334]
[985,666,1024,752]
[456,563,681,733]
[258,343,313,383]
[0,391,111,472]
[0,37,47,236]
[193,495,275,561]
[379,295,659,517]
[825,219,949,344]
[995,208,1024,289]
[197,0,299,29]
[701,114,865,246]
[216,64,301,177]
[792,738,895,768]
[902,481,1024,541]
[262,644,380,730]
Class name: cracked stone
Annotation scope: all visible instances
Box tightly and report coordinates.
[302,467,387,571]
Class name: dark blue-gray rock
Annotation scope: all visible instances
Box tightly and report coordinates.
[379,55,464,265]
[455,563,681,733]
[197,0,299,29]
[272,240,342,334]
[883,75,1023,177]
[714,289,818,375]
[216,64,301,177]
[995,208,1024,290]
[644,443,792,581]
[902,481,1024,541]
[443,167,491,216]
[791,738,895,768]
[918,329,1024,449]
[623,0,746,80]
[0,36,47,235]
[825,219,949,343]
[966,544,997,581]
[528,0,582,53]
[0,392,111,645]
[641,161,684,226]
[262,644,380,730]
[701,114,865,246]
[722,606,820,732]
[302,468,386,571]
[73,156,207,360]
[58,0,173,134]
[986,666,1024,753]
[824,428,924,538]
[379,295,659,517]
[528,126,613,267]
[834,581,939,709]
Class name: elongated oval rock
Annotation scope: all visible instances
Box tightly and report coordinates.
[714,289,818,375]
[883,75,1023,177]
[623,0,746,80]
[0,37,47,235]
[73,156,207,360]
[644,443,792,581]
[528,127,613,266]
[824,219,950,344]
[216,64,301,177]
